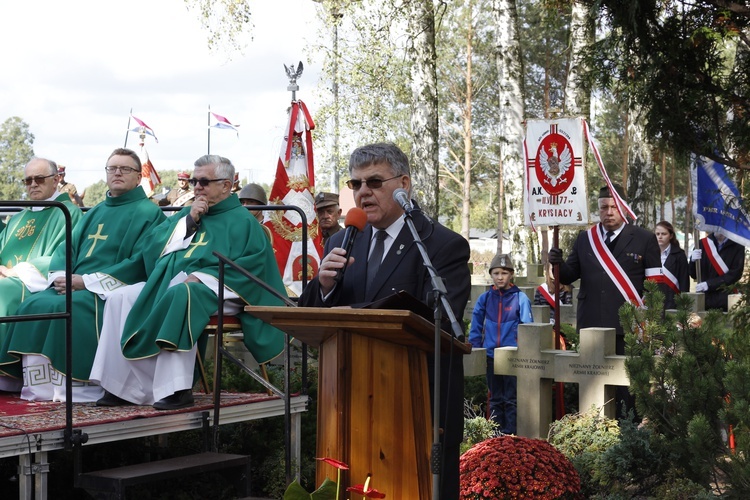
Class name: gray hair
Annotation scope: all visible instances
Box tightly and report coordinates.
[194,154,235,181]
[348,142,410,177]
[26,157,58,175]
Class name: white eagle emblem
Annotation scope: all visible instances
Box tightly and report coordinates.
[539,143,572,187]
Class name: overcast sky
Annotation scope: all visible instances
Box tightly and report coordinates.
[0,0,325,193]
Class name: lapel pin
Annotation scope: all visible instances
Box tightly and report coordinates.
[396,244,405,255]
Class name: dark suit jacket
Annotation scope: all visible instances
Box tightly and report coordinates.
[299,209,471,450]
[660,242,690,310]
[689,235,745,311]
[558,223,661,338]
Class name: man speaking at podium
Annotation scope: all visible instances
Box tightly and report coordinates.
[300,142,471,499]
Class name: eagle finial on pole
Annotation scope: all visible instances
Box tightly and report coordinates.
[284,61,304,101]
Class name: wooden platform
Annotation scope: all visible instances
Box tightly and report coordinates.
[0,392,307,500]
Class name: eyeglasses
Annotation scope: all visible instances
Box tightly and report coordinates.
[346,175,402,191]
[23,173,56,186]
[189,178,228,187]
[105,166,140,174]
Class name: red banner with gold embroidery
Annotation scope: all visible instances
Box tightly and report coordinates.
[265,100,322,296]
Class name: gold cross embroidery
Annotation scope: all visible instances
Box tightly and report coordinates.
[184,232,208,259]
[85,224,109,258]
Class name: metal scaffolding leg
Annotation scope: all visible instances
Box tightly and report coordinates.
[18,451,49,500]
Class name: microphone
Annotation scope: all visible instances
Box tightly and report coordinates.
[333,207,367,284]
[393,188,413,214]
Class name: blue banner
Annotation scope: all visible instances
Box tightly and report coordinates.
[692,156,750,247]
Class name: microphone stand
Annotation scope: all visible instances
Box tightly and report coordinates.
[401,208,463,500]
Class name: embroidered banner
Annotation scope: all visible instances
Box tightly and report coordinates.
[524,118,588,227]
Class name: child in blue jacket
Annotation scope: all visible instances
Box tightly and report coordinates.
[469,253,533,434]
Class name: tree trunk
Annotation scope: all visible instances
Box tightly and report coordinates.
[564,1,593,118]
[407,0,440,218]
[660,151,666,221]
[461,7,474,240]
[493,0,525,259]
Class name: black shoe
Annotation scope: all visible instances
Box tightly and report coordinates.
[96,391,133,407]
[153,389,194,410]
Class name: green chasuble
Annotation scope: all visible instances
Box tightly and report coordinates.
[114,195,287,365]
[3,186,166,381]
[0,194,82,376]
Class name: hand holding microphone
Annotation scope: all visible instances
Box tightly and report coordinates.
[318,207,368,294]
[333,207,368,284]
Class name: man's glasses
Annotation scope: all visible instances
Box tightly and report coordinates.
[346,175,402,191]
[105,166,140,174]
[23,173,56,186]
[188,178,228,187]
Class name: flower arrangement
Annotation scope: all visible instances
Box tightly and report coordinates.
[459,435,582,499]
[283,458,386,500]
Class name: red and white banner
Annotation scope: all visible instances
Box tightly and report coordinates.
[524,118,588,227]
[138,143,161,197]
[265,100,322,295]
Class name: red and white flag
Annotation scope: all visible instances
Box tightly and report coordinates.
[130,115,159,143]
[138,143,161,197]
[265,100,322,295]
[210,111,240,136]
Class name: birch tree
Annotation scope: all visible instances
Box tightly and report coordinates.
[563,1,593,118]
[406,0,441,216]
[493,0,526,256]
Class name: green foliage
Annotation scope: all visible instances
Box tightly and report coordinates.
[0,116,34,200]
[548,405,620,498]
[82,180,108,207]
[462,398,499,454]
[184,0,254,54]
[283,477,337,500]
[583,0,750,169]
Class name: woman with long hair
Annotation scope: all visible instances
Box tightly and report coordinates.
[654,220,690,309]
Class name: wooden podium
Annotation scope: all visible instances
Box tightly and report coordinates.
[245,306,470,499]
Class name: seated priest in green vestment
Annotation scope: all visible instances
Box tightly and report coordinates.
[89,155,287,410]
[2,148,166,402]
[0,157,83,391]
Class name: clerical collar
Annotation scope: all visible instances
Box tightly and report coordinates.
[31,190,62,212]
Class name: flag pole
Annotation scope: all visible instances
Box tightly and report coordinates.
[207,105,211,155]
[124,108,133,148]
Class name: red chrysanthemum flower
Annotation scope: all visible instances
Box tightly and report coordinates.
[459,436,583,499]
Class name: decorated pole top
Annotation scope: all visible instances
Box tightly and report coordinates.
[284,61,304,101]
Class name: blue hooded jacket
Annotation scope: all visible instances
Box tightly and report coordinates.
[469,284,533,358]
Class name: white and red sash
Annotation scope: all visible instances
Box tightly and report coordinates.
[646,265,680,294]
[701,237,729,276]
[537,283,555,308]
[587,225,648,307]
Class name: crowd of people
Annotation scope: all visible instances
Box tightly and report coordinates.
[0,144,746,499]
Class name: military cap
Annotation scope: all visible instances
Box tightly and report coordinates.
[315,192,340,209]
[489,253,514,273]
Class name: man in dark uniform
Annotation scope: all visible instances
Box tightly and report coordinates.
[549,185,661,416]
[300,142,470,499]
[314,191,343,245]
[689,232,745,311]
